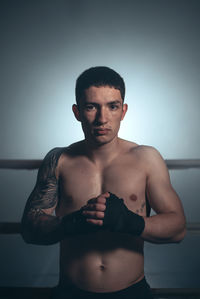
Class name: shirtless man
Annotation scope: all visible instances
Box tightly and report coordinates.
[21,66,186,299]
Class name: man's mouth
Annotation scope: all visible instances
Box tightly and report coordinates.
[93,128,110,135]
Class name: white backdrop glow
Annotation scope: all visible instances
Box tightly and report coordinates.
[1,0,200,159]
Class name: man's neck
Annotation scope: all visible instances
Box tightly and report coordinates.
[83,137,121,166]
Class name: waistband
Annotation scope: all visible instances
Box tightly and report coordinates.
[54,277,153,299]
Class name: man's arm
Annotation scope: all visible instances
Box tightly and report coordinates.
[21,148,65,245]
[141,147,186,243]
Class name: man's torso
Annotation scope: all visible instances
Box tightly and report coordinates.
[55,139,150,292]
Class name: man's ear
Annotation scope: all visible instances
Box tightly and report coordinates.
[72,104,81,121]
[121,103,128,120]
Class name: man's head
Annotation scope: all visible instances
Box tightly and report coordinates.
[73,66,127,146]
[75,66,125,107]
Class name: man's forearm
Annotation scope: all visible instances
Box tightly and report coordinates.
[21,211,65,245]
[21,207,100,245]
[141,212,186,244]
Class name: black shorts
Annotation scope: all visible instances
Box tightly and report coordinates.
[51,277,154,299]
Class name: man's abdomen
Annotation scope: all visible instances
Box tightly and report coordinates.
[59,231,145,293]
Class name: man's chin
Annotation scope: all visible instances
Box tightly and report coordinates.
[91,135,115,146]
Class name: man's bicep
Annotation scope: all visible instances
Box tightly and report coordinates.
[146,147,183,214]
[25,175,58,215]
[23,148,61,217]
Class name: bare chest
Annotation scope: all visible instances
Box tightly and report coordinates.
[56,157,148,216]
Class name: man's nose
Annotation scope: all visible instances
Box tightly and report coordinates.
[96,107,108,124]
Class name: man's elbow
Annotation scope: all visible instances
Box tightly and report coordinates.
[171,212,187,243]
[173,225,187,243]
[21,226,45,245]
[20,217,37,244]
[21,224,34,244]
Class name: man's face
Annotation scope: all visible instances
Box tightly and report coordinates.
[73,85,127,146]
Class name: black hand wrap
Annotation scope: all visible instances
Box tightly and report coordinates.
[61,209,99,236]
[103,193,145,236]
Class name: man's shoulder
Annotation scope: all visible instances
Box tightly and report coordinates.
[38,146,67,173]
[127,142,165,165]
[133,144,160,155]
[43,146,68,161]
[43,141,84,159]
[44,141,87,166]
[133,144,167,173]
[40,145,75,179]
[125,140,158,156]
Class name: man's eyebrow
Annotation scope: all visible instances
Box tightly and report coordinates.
[84,100,122,105]
[84,101,97,105]
[107,100,122,105]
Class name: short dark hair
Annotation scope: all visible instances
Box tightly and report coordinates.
[75,66,125,106]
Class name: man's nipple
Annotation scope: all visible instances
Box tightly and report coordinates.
[130,194,138,201]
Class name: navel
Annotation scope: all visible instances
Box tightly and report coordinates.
[99,264,106,271]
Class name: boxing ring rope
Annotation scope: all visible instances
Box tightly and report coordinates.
[1,159,200,170]
[0,159,200,298]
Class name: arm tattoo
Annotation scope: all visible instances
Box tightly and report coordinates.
[25,147,63,214]
[27,176,58,214]
[21,147,65,244]
[136,202,146,215]
[139,201,146,213]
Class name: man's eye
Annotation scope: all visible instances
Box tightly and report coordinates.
[85,105,95,111]
[110,104,119,110]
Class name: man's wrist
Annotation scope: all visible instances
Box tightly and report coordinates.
[127,210,145,236]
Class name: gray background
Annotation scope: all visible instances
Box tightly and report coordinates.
[0,0,200,288]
